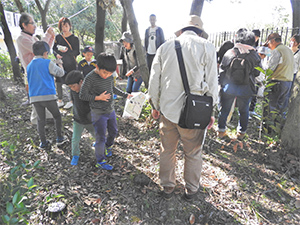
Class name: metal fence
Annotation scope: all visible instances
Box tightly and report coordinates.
[208,27,300,50]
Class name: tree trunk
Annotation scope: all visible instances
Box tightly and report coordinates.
[190,0,204,17]
[120,0,127,33]
[14,0,25,13]
[95,0,106,56]
[121,0,149,88]
[34,0,51,32]
[0,1,22,83]
[291,0,300,31]
[281,73,300,156]
[0,81,6,101]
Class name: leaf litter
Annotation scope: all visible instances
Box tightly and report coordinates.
[0,77,300,224]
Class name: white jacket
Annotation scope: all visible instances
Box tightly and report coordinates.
[148,31,218,124]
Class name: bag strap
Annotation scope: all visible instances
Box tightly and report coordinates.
[61,34,73,51]
[175,40,190,94]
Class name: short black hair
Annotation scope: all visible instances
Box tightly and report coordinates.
[235,31,255,46]
[19,12,32,30]
[292,34,300,44]
[32,41,50,56]
[252,29,261,37]
[65,70,84,85]
[96,53,116,72]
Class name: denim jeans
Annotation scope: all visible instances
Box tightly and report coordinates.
[268,80,292,116]
[72,121,95,156]
[218,91,252,133]
[126,76,143,93]
[91,111,118,163]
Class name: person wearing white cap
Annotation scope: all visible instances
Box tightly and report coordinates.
[148,15,218,201]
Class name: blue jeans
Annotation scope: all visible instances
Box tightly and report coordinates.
[91,111,118,163]
[218,91,252,133]
[269,80,292,116]
[72,121,95,156]
[126,76,143,93]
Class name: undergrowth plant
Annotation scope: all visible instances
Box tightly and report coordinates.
[0,52,13,79]
[0,142,40,225]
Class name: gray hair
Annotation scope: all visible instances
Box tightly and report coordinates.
[19,12,33,30]
[235,31,256,46]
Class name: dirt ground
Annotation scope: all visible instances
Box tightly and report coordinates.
[0,76,300,225]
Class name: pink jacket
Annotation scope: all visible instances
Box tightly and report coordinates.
[16,31,54,73]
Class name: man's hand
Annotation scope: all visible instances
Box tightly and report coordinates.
[126,69,134,77]
[207,116,215,130]
[152,109,160,119]
[95,91,111,101]
[126,94,133,99]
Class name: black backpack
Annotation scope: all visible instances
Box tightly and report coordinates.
[226,48,252,85]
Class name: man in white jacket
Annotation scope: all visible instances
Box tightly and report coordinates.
[148,15,218,201]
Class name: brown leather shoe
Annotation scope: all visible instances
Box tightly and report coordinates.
[237,132,246,140]
[218,131,230,141]
[161,186,175,200]
[183,188,198,201]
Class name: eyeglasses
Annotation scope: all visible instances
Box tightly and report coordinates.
[28,22,36,25]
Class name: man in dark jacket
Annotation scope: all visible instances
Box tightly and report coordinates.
[144,14,165,72]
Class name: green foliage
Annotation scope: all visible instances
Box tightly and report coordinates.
[254,67,283,139]
[0,52,13,79]
[45,193,65,203]
[140,100,152,121]
[0,144,41,225]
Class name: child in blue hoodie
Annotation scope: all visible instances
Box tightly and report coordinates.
[27,41,67,149]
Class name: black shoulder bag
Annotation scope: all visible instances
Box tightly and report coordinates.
[175,40,213,129]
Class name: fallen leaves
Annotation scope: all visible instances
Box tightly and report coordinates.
[189,213,195,224]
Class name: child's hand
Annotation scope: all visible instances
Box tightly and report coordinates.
[126,94,133,99]
[95,91,111,101]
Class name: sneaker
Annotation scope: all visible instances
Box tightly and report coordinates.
[95,160,113,170]
[21,99,30,106]
[71,155,79,166]
[105,146,113,157]
[39,140,50,149]
[63,101,73,109]
[56,135,68,146]
[57,100,64,108]
[161,186,174,200]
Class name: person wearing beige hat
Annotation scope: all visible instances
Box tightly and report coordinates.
[148,15,218,201]
[263,33,294,133]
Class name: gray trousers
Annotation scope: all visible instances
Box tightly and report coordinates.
[33,100,62,143]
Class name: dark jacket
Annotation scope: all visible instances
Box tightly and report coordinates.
[220,44,261,96]
[119,45,141,79]
[53,34,80,74]
[144,26,165,53]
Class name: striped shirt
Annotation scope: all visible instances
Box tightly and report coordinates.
[79,70,128,115]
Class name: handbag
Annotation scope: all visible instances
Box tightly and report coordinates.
[175,40,213,129]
